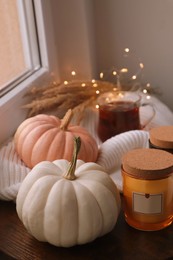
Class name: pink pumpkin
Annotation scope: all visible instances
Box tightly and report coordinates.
[14,109,98,168]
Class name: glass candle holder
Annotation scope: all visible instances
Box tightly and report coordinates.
[149,125,173,154]
[121,148,173,231]
[97,91,155,142]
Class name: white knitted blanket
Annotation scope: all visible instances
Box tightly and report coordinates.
[0,94,173,201]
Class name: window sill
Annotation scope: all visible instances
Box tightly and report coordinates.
[0,68,54,144]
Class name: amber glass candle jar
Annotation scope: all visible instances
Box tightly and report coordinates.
[149,126,173,154]
[122,148,173,231]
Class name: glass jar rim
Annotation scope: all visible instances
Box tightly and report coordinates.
[97,91,141,105]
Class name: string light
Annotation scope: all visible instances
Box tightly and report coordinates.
[140,63,144,69]
[100,72,104,79]
[71,71,76,76]
[121,68,128,73]
[125,48,130,53]
[64,65,155,104]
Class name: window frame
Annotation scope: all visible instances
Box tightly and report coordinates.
[0,0,59,144]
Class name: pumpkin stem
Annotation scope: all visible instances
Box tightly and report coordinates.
[60,109,73,130]
[63,136,81,180]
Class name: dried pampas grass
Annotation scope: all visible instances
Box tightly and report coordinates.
[23,79,116,123]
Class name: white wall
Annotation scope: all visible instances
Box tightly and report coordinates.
[50,0,97,81]
[50,0,173,111]
[93,0,173,111]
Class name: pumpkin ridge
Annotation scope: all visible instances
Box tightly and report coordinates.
[21,124,55,167]
[72,181,104,242]
[30,127,61,166]
[76,169,120,204]
[63,132,76,161]
[21,176,58,237]
[47,130,66,160]
[74,179,119,236]
[15,115,50,135]
[15,121,42,153]
[82,135,98,161]
[79,139,94,162]
[44,179,79,246]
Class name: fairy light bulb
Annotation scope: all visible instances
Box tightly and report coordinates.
[143,89,147,94]
[121,68,128,73]
[140,63,144,69]
[71,71,76,76]
[100,72,104,79]
[132,75,137,80]
[125,48,130,53]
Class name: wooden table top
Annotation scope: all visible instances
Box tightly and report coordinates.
[0,199,173,260]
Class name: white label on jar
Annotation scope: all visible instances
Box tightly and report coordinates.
[133,192,163,214]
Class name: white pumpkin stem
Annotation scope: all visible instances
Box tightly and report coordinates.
[60,109,73,130]
[63,136,81,180]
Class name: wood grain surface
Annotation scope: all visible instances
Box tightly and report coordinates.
[0,199,173,260]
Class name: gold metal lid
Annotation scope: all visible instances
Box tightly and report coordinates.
[122,148,173,179]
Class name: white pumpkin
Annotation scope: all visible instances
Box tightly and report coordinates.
[16,137,120,247]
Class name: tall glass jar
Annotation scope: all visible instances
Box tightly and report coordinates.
[122,148,173,231]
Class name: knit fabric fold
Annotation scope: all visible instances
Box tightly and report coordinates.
[0,130,149,200]
[0,141,30,201]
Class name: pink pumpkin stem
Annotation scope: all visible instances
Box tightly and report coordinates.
[60,109,73,130]
[63,136,81,180]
